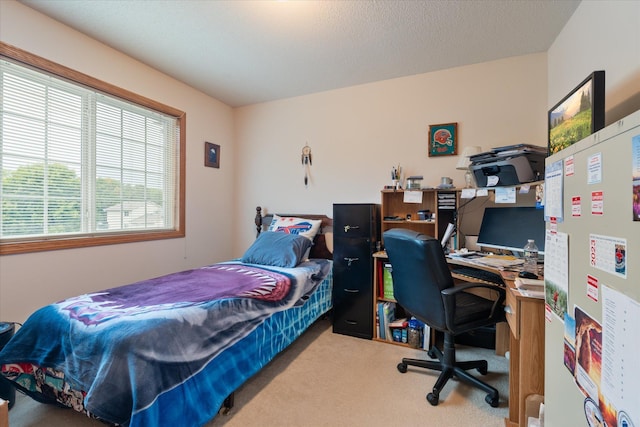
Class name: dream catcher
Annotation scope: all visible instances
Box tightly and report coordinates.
[301,145,312,187]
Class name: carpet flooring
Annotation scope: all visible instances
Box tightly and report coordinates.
[8,317,509,426]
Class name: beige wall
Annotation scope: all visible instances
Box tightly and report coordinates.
[234,54,549,253]
[548,1,640,124]
[0,1,237,322]
[1,0,639,324]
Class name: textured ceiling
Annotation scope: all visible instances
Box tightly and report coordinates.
[19,0,580,107]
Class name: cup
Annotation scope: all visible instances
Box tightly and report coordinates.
[441,177,453,187]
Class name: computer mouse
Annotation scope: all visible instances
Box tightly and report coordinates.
[518,271,538,279]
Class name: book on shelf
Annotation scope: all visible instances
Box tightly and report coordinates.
[389,317,409,344]
[383,263,394,299]
[388,317,407,328]
[391,326,408,343]
[377,260,385,297]
[377,302,386,340]
[377,301,396,341]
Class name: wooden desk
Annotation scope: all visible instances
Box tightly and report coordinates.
[502,270,545,427]
[0,399,7,427]
[448,257,510,355]
[447,257,545,427]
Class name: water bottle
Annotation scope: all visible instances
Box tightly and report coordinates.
[523,239,539,275]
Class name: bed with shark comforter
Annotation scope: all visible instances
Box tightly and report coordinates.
[0,211,333,426]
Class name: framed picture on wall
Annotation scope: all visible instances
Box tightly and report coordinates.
[428,122,457,157]
[204,142,220,168]
[548,71,605,156]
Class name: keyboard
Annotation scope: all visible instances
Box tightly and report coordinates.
[451,266,504,285]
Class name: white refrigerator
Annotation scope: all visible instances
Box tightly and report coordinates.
[544,108,640,427]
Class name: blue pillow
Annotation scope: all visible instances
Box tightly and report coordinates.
[241,231,312,268]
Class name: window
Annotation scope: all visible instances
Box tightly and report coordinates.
[0,42,185,255]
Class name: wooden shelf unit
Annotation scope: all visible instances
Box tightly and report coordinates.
[372,251,436,348]
[380,188,458,245]
[381,189,435,237]
[372,251,398,345]
[374,188,457,347]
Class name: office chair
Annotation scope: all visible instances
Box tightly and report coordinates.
[383,228,506,407]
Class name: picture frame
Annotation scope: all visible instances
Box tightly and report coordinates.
[428,122,457,157]
[548,71,605,156]
[204,142,220,168]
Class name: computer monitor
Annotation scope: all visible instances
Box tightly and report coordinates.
[476,206,545,255]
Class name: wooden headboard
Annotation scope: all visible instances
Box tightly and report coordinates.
[254,206,333,259]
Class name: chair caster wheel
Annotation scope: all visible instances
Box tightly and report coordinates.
[485,393,499,407]
[397,362,407,373]
[427,392,439,406]
[427,349,437,359]
[477,366,488,375]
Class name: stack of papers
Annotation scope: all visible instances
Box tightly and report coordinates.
[448,251,480,258]
[514,277,545,299]
[474,255,524,269]
[516,288,545,299]
[514,277,544,289]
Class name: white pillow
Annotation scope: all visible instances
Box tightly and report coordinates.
[268,214,322,242]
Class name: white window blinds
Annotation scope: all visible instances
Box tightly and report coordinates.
[0,58,180,241]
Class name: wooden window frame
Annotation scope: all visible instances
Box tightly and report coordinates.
[0,42,186,255]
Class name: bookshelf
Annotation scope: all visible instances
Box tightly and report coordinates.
[375,188,459,348]
[372,251,433,349]
[380,188,457,248]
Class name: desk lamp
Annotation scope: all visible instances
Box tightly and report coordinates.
[456,146,482,188]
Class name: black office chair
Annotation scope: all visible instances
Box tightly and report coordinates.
[383,228,506,407]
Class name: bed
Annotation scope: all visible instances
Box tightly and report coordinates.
[0,207,333,426]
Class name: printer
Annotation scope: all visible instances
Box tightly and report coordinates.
[469,144,547,187]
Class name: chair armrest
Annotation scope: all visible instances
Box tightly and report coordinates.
[441,283,506,329]
[441,282,506,297]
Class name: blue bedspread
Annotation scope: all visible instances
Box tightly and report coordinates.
[0,259,332,426]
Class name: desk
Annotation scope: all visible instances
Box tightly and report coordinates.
[447,257,545,427]
[0,399,7,427]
